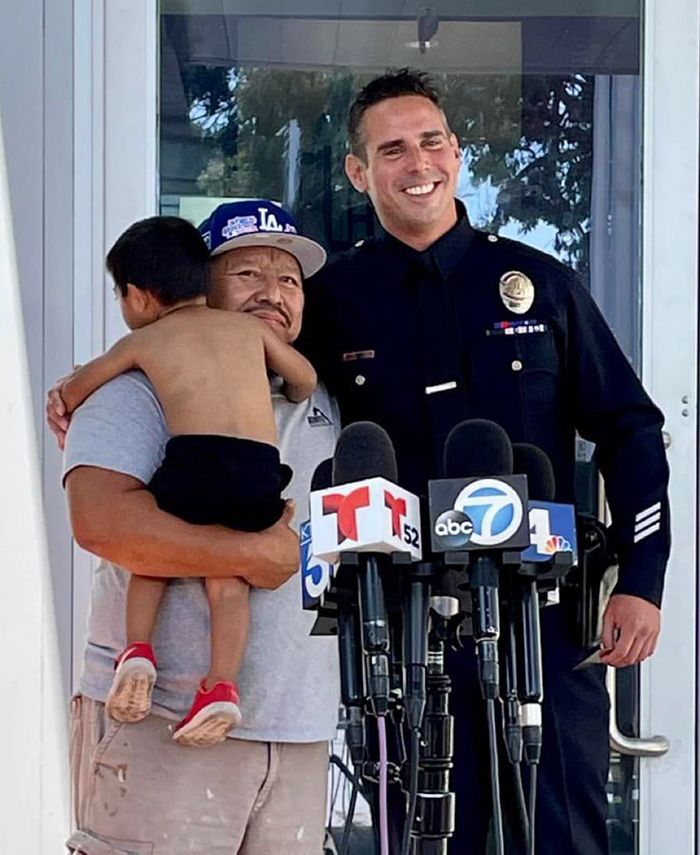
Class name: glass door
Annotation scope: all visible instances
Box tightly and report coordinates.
[158,3,648,851]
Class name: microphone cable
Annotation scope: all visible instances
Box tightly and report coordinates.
[340,787,359,855]
[502,585,530,847]
[487,697,506,855]
[328,753,365,855]
[400,727,421,855]
[377,715,390,855]
[512,762,530,847]
[528,765,538,855]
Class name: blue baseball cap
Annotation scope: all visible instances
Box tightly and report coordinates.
[199,199,327,278]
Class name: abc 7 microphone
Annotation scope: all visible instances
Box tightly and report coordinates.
[429,419,530,697]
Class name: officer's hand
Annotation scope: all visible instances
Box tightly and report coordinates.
[600,594,661,668]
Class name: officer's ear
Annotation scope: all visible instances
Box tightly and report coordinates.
[345,152,369,194]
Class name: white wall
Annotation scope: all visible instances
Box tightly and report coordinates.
[0,0,76,697]
[0,2,72,848]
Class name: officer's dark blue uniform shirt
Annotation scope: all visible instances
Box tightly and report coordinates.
[301,202,671,607]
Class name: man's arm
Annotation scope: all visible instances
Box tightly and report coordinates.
[563,273,669,665]
[564,275,670,606]
[66,465,299,589]
[61,334,140,414]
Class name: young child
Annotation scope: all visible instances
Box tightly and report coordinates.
[61,215,318,747]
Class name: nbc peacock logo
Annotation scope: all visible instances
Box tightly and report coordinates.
[543,535,572,554]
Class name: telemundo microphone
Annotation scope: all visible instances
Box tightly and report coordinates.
[430,419,530,699]
[310,422,423,717]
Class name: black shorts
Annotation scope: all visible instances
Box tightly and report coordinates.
[148,435,292,532]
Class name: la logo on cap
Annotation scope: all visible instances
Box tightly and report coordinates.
[259,207,284,232]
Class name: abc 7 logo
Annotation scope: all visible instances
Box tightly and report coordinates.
[434,509,474,548]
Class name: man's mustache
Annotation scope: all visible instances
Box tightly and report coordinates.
[249,303,291,326]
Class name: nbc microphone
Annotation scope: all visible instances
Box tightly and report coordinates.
[512,443,555,767]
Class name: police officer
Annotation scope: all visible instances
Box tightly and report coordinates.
[301,69,669,855]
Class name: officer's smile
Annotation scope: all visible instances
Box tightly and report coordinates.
[403,181,440,197]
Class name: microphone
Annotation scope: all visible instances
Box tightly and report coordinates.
[512,444,555,502]
[332,421,398,485]
[312,457,334,492]
[433,419,525,855]
[301,458,334,610]
[436,420,526,699]
[500,446,552,767]
[514,442,577,567]
[317,422,423,717]
[511,444,551,767]
[310,423,422,566]
[338,596,366,768]
[306,456,367,762]
[334,424,393,717]
[443,418,514,478]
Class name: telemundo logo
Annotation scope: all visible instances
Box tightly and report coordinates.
[453,478,524,547]
[434,509,474,548]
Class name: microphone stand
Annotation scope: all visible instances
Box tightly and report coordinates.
[337,597,366,769]
[516,567,544,855]
[400,559,458,855]
[501,575,530,849]
[513,551,573,855]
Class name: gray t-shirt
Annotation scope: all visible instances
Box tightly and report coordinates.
[63,371,341,743]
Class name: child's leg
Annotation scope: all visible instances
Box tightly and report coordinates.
[106,575,165,723]
[204,576,250,689]
[171,577,247,747]
[127,575,167,645]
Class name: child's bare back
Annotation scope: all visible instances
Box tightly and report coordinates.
[61,304,316,443]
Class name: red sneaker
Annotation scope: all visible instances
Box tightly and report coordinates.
[105,642,157,723]
[172,680,242,747]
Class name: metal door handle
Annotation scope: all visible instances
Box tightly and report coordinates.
[607,666,670,757]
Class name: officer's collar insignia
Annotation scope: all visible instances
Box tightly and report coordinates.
[499,271,535,315]
[342,350,375,362]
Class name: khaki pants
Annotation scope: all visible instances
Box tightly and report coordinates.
[67,696,329,855]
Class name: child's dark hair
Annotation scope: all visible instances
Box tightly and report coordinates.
[107,216,210,306]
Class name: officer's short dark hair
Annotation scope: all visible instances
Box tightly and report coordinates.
[107,216,210,306]
[348,68,446,161]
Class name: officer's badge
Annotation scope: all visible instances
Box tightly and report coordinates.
[499,271,535,315]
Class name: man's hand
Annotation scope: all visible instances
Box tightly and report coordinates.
[46,370,79,450]
[243,500,300,590]
[600,593,661,668]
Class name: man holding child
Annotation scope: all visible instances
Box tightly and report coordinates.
[53,201,339,855]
